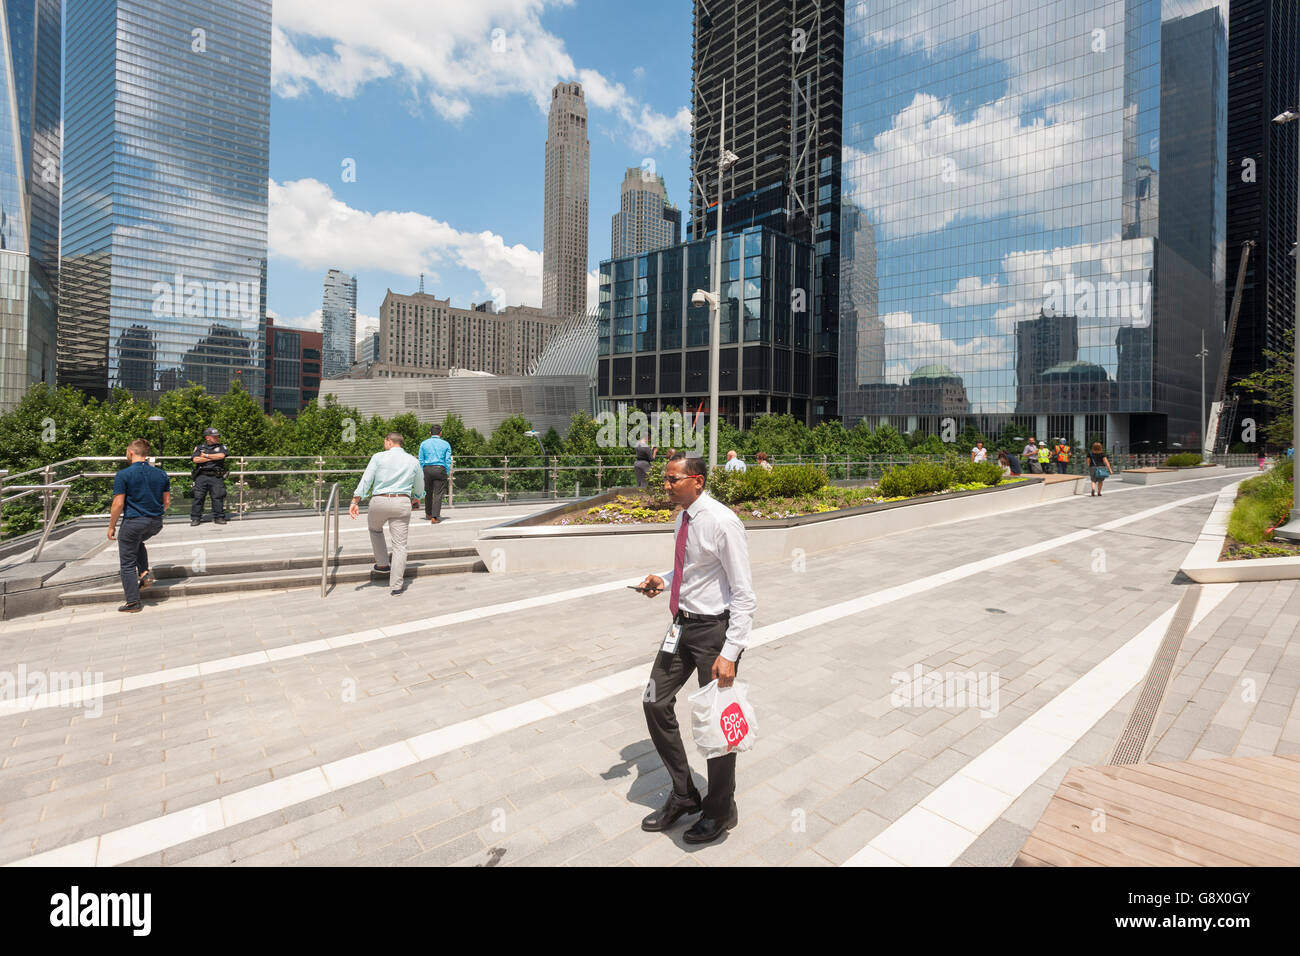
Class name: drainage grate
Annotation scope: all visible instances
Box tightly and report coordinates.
[1107,586,1201,766]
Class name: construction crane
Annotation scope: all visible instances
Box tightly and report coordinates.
[1208,240,1255,454]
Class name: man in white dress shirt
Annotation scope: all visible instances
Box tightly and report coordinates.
[637,453,756,844]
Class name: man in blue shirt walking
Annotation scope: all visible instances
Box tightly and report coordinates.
[108,439,171,613]
[417,424,453,524]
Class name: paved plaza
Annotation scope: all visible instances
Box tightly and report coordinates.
[0,468,1295,867]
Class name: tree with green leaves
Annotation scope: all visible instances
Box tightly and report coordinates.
[1235,325,1293,448]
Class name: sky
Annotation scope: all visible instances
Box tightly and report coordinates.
[266,0,695,342]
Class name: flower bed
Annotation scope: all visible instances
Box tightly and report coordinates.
[548,462,1025,526]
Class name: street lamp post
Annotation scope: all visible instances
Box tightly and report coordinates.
[1196,330,1209,460]
[1270,106,1300,539]
[691,77,739,471]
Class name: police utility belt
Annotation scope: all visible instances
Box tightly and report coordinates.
[193,463,225,478]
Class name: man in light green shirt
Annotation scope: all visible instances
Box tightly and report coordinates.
[349,432,423,595]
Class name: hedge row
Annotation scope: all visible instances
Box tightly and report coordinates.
[706,464,829,504]
[876,460,1004,498]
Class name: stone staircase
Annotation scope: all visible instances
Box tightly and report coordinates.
[57,546,486,606]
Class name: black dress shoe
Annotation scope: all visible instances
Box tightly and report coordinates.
[641,790,702,832]
[683,805,738,844]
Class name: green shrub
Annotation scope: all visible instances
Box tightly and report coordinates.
[1164,452,1203,467]
[877,461,952,498]
[1228,496,1277,545]
[707,467,744,503]
[951,461,1004,486]
[648,454,668,489]
[706,463,828,503]
[767,464,828,498]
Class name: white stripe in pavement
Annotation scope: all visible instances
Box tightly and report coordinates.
[119,512,533,552]
[0,489,1218,721]
[843,583,1238,867]
[3,490,1221,866]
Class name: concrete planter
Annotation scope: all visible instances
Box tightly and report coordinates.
[1119,464,1224,485]
[1180,479,1300,582]
[475,475,1085,572]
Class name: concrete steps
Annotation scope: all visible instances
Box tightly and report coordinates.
[58,547,486,606]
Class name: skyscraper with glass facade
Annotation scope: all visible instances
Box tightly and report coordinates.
[58,0,271,401]
[1224,0,1299,439]
[691,0,844,422]
[0,0,60,410]
[840,0,1229,451]
[597,225,815,426]
[611,167,681,259]
[321,268,357,378]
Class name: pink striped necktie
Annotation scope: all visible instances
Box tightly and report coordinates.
[668,510,690,618]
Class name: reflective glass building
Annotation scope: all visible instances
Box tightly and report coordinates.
[691,0,844,423]
[58,0,271,400]
[597,225,815,425]
[840,0,1229,451]
[1223,0,1299,440]
[0,0,60,410]
[321,268,357,378]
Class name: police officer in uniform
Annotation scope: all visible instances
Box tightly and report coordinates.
[190,427,229,526]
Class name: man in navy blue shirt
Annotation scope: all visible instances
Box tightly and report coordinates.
[109,438,171,613]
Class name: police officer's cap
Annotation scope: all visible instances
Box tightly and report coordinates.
[204,427,220,437]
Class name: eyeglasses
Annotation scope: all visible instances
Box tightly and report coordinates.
[664,474,702,484]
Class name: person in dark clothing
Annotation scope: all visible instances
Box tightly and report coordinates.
[1088,442,1113,497]
[190,427,228,525]
[109,439,171,613]
[634,438,657,488]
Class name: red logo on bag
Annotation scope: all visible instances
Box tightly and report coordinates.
[720,702,749,750]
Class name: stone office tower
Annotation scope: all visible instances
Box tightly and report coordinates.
[542,82,589,321]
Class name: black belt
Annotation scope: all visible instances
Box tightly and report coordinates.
[676,609,730,623]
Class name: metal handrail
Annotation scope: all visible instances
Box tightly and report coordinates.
[321,482,340,598]
[0,484,72,562]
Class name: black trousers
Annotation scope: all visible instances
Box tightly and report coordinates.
[643,615,740,820]
[190,474,226,519]
[423,465,448,518]
[118,515,163,604]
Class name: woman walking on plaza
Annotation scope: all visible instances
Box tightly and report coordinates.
[1087,442,1112,497]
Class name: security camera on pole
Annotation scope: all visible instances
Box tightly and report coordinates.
[692,77,739,472]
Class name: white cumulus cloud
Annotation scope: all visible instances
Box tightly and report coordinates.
[271,0,689,151]
[269,178,543,308]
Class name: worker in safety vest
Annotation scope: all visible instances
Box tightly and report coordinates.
[1037,444,1051,472]
[1054,441,1070,474]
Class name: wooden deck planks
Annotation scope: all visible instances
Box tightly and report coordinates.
[1015,755,1300,867]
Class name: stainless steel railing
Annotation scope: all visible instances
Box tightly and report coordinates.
[1,483,72,562]
[0,451,1267,547]
[321,482,340,598]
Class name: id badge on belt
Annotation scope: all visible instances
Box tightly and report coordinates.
[661,621,682,654]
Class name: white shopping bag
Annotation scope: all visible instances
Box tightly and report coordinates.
[688,679,757,760]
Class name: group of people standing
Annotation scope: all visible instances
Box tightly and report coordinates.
[1017,438,1073,475]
